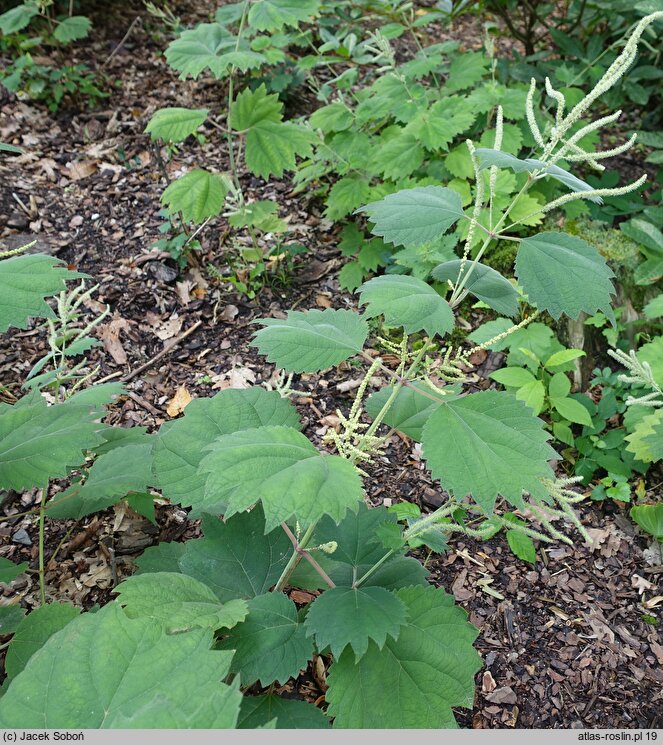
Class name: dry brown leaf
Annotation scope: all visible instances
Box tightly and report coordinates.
[155,316,183,341]
[98,317,130,365]
[67,160,97,181]
[482,671,497,693]
[219,304,239,322]
[166,386,193,417]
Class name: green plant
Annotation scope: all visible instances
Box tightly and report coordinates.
[0,1,104,112]
[144,2,318,280]
[0,11,661,731]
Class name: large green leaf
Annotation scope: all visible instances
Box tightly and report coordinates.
[0,4,38,34]
[245,120,314,179]
[626,408,663,463]
[630,504,663,540]
[326,585,481,728]
[153,388,299,508]
[200,426,363,529]
[365,383,456,441]
[46,442,154,519]
[515,232,615,320]
[358,275,454,337]
[0,604,242,728]
[161,169,227,224]
[5,603,79,681]
[165,23,264,79]
[178,508,291,602]
[248,0,320,31]
[145,107,209,143]
[0,605,26,635]
[238,695,329,729]
[0,392,106,490]
[229,84,281,130]
[52,15,91,42]
[432,260,519,317]
[422,391,556,513]
[251,308,368,373]
[305,586,408,661]
[0,253,84,333]
[620,218,663,256]
[289,504,428,591]
[218,592,313,686]
[358,186,465,248]
[475,149,601,202]
[115,572,247,633]
[637,335,663,387]
[134,541,186,575]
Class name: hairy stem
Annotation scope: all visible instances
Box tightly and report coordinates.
[274,522,317,593]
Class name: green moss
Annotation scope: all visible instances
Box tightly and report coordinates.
[483,241,518,276]
[562,217,640,264]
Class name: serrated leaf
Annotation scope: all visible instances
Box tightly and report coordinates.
[45,442,154,519]
[289,503,428,591]
[358,186,465,248]
[372,132,424,180]
[0,392,105,490]
[626,408,663,463]
[5,603,79,681]
[229,84,281,130]
[177,507,291,602]
[248,0,320,31]
[338,261,364,292]
[0,253,84,333]
[0,4,38,34]
[432,260,518,317]
[358,275,454,337]
[325,176,370,220]
[161,169,227,224]
[506,530,536,564]
[238,695,330,729]
[218,592,313,686]
[365,382,456,441]
[165,23,265,79]
[251,308,368,373]
[245,120,314,179]
[444,51,489,92]
[0,557,28,584]
[0,604,242,728]
[145,107,208,143]
[515,232,615,321]
[475,149,602,203]
[326,585,481,728]
[305,586,408,661]
[52,15,91,42]
[154,388,299,508]
[422,391,556,513]
[200,426,363,529]
[309,102,353,133]
[406,97,476,151]
[116,572,247,633]
[637,336,663,387]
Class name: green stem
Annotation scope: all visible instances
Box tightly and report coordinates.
[38,482,48,605]
[274,522,317,593]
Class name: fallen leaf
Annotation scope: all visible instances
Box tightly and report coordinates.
[67,160,97,181]
[219,304,239,322]
[97,317,130,365]
[650,641,663,665]
[155,316,183,341]
[166,386,193,417]
[482,671,497,693]
[632,574,655,594]
[485,686,517,705]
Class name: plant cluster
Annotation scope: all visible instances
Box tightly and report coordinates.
[0,1,105,112]
[0,7,662,732]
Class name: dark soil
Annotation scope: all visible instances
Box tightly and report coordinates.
[0,0,661,730]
